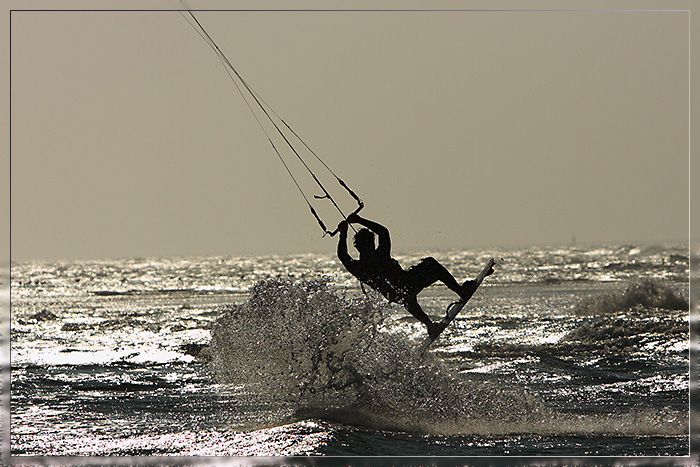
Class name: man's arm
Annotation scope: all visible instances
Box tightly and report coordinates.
[336,220,354,268]
[348,214,391,256]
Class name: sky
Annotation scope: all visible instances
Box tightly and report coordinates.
[7,1,695,262]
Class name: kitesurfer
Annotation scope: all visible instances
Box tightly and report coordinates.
[337,213,493,338]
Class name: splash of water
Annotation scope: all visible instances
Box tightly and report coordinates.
[211,278,382,407]
[210,279,686,435]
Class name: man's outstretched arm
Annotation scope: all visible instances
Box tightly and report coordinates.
[347,213,391,255]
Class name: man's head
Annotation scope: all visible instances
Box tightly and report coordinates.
[353,228,376,255]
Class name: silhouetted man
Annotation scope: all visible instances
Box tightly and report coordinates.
[337,213,493,338]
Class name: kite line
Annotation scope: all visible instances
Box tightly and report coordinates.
[179,10,363,236]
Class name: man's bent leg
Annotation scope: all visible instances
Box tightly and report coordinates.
[408,257,484,304]
[408,257,463,295]
[403,297,441,338]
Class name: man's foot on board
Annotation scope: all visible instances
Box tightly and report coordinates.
[458,280,477,301]
[456,259,496,301]
[428,321,443,340]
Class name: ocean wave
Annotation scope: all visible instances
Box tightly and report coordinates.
[209,279,686,436]
[563,317,687,350]
[573,278,688,316]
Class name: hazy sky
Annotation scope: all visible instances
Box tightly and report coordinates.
[8,2,693,261]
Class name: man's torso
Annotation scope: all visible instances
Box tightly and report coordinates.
[347,254,409,303]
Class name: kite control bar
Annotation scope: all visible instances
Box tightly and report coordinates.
[323,199,365,237]
[310,198,364,238]
[309,176,364,238]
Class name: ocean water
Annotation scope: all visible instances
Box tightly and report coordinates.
[9,243,691,458]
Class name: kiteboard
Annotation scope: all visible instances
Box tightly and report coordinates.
[420,258,496,353]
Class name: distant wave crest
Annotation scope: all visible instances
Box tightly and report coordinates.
[574,278,688,316]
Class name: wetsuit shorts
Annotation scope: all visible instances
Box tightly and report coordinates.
[403,257,441,296]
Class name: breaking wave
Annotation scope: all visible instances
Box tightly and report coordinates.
[209,279,686,436]
[574,278,688,316]
[562,316,687,352]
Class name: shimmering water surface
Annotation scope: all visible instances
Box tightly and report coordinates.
[10,244,690,456]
